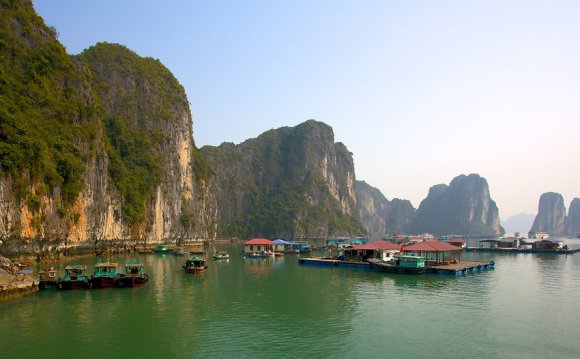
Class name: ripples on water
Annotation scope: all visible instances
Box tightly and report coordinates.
[1,244,580,358]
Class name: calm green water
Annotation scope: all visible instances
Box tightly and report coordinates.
[2,241,580,359]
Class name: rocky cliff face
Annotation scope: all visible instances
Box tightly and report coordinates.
[412,174,502,236]
[0,0,103,252]
[355,180,415,238]
[566,198,580,235]
[530,192,567,236]
[0,2,212,256]
[201,120,363,239]
[80,43,212,242]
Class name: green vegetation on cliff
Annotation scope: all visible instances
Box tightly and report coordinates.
[81,43,190,227]
[204,120,365,239]
[0,0,98,210]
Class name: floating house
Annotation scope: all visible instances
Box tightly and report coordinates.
[402,240,463,264]
[326,237,368,248]
[448,238,467,248]
[243,238,274,255]
[532,239,564,251]
[346,241,401,262]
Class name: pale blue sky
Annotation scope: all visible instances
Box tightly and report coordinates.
[33,0,580,220]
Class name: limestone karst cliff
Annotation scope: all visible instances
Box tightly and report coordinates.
[201,120,364,239]
[355,180,415,239]
[566,198,580,235]
[0,1,212,255]
[529,192,567,236]
[412,174,503,236]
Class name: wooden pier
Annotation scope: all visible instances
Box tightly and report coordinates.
[428,260,494,275]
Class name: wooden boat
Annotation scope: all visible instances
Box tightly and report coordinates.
[213,251,230,259]
[38,267,59,289]
[58,265,91,290]
[153,245,170,253]
[183,257,207,273]
[90,262,119,288]
[115,263,149,287]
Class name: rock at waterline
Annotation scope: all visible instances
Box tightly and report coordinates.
[0,256,38,302]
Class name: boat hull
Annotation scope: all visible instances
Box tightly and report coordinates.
[370,261,426,274]
[58,280,91,290]
[183,266,206,274]
[90,276,117,289]
[115,275,149,287]
[39,280,58,290]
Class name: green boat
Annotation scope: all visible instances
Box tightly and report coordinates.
[154,245,170,253]
[90,262,119,288]
[38,267,59,289]
[58,265,91,289]
[368,254,426,274]
[115,262,149,287]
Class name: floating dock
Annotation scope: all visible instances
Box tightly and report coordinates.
[299,257,494,275]
[465,247,579,254]
[428,261,494,276]
[298,257,370,270]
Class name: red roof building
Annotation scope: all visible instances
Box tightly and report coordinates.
[351,241,401,251]
[402,240,463,252]
[346,241,402,262]
[402,240,463,264]
[243,238,274,254]
[243,238,274,246]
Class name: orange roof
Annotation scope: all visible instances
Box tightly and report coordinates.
[243,238,274,245]
[351,241,400,251]
[402,240,463,252]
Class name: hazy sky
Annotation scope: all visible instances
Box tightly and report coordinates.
[33,1,580,219]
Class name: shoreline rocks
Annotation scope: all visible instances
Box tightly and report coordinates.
[0,256,38,302]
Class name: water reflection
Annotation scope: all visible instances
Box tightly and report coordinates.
[2,244,580,358]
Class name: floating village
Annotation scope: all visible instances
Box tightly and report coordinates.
[2,231,578,299]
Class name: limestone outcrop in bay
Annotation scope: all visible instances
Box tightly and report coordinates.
[529,192,567,236]
[201,120,363,239]
[412,174,502,236]
[355,180,415,238]
[566,198,580,235]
